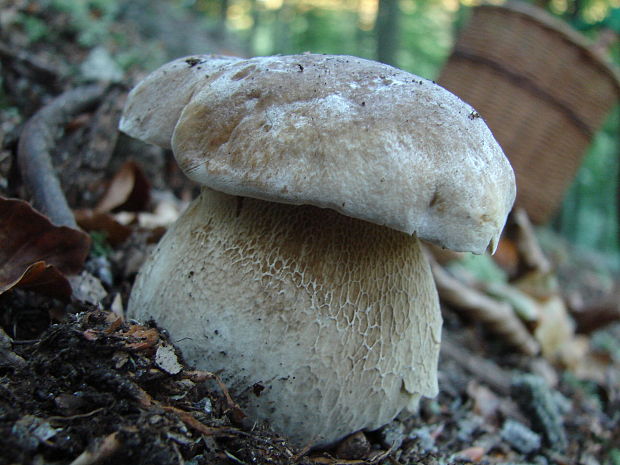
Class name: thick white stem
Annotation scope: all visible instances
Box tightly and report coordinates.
[129,188,441,447]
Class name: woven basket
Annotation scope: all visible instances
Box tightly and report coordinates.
[438,1,620,224]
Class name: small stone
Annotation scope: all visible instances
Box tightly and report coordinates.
[68,271,107,306]
[54,393,87,416]
[378,421,406,450]
[199,397,213,415]
[80,46,123,83]
[501,419,541,454]
[408,426,437,453]
[155,344,183,375]
[12,416,58,451]
[334,431,371,460]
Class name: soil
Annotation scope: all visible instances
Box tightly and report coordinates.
[1,290,619,465]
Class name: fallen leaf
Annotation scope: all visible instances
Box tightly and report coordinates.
[492,237,519,277]
[454,446,485,462]
[95,161,150,213]
[161,405,239,437]
[534,295,587,370]
[155,343,183,375]
[0,197,91,300]
[75,209,132,246]
[122,325,160,350]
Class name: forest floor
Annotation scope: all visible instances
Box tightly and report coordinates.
[1,2,619,464]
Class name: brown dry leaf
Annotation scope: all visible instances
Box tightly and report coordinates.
[533,295,587,369]
[0,197,90,300]
[455,446,486,462]
[74,209,132,246]
[95,161,150,214]
[492,237,519,277]
[161,405,238,437]
[122,325,160,351]
[75,161,151,246]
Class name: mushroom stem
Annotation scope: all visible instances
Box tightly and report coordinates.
[129,188,442,447]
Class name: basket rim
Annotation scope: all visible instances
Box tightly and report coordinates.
[476,1,620,97]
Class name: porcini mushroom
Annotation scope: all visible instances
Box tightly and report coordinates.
[120,54,516,447]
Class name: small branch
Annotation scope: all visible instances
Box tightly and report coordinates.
[161,405,239,437]
[183,369,246,421]
[512,208,551,274]
[69,431,121,465]
[440,335,512,395]
[17,85,107,228]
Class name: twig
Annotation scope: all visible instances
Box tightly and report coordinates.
[512,208,551,274]
[17,84,107,228]
[161,405,239,437]
[69,431,121,465]
[47,407,105,422]
[428,251,540,356]
[440,335,512,395]
[224,450,248,465]
[183,369,246,421]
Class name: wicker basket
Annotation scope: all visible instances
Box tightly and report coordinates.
[438,1,620,224]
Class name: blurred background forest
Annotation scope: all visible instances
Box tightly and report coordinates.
[1,0,619,268]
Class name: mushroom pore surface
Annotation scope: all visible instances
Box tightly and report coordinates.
[128,188,441,447]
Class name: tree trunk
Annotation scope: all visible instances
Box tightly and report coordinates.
[375,0,399,66]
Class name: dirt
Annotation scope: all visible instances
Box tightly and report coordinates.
[1,284,619,465]
[0,304,312,465]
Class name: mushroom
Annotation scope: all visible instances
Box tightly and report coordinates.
[120,54,516,447]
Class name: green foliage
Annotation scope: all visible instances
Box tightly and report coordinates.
[48,0,120,47]
[89,231,113,258]
[12,0,121,47]
[218,1,453,79]
[591,329,620,362]
[556,106,620,268]
[396,0,454,79]
[16,13,49,43]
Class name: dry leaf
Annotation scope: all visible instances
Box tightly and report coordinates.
[122,325,160,350]
[95,161,150,213]
[74,209,132,246]
[0,197,90,300]
[492,237,519,277]
[75,162,151,246]
[534,295,586,369]
[454,446,485,462]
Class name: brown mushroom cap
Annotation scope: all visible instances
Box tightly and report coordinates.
[119,54,243,149]
[122,53,515,254]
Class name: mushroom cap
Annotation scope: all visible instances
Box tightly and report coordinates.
[119,54,243,149]
[120,53,516,254]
